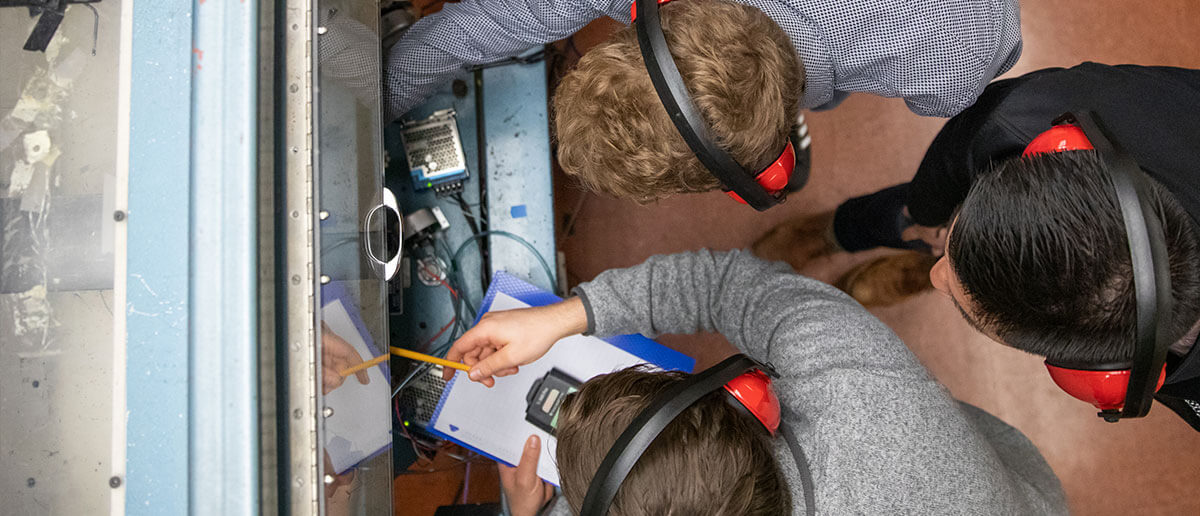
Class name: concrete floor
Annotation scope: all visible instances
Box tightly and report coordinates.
[553,1,1200,514]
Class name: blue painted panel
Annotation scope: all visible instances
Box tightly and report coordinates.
[188,0,259,514]
[385,71,486,351]
[384,59,557,364]
[482,61,557,292]
[125,1,193,513]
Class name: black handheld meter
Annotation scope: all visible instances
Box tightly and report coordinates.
[525,368,582,435]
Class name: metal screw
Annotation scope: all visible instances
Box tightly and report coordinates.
[290,146,299,154]
[317,26,328,35]
[320,275,331,285]
[293,408,303,420]
[113,210,126,221]
[291,210,300,219]
[109,476,122,488]
[294,476,305,487]
[324,474,335,485]
[26,478,35,488]
[31,380,38,388]
[289,83,299,93]
[319,210,329,220]
[291,274,301,285]
[323,406,334,418]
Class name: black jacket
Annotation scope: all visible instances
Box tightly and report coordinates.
[906,62,1200,430]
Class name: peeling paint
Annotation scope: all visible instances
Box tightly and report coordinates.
[10,285,50,337]
[1,29,89,349]
[23,130,51,162]
[130,273,159,297]
[9,160,34,195]
[9,95,41,123]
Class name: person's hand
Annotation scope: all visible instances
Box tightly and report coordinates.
[499,435,556,516]
[443,297,588,387]
[321,322,370,395]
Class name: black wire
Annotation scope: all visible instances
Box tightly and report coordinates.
[451,192,488,289]
[451,192,481,236]
[473,68,492,288]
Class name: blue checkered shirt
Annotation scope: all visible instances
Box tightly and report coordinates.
[384,0,1022,122]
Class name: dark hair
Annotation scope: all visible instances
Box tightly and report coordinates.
[949,150,1200,364]
[554,366,791,516]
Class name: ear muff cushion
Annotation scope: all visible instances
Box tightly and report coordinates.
[726,142,796,204]
[1045,362,1167,412]
[1022,124,1095,156]
[722,369,781,434]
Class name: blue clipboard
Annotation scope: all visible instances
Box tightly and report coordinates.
[426,271,695,477]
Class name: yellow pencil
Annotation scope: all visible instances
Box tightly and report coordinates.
[339,354,389,377]
[390,346,472,372]
[339,347,471,377]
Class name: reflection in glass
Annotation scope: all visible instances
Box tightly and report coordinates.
[315,1,393,514]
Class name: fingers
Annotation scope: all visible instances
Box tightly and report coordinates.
[469,346,515,385]
[446,323,492,363]
[497,461,516,485]
[355,369,370,385]
[322,372,342,395]
[497,436,553,516]
[444,325,493,381]
[514,434,541,488]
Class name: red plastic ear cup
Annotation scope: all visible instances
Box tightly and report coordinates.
[1027,123,1154,414]
[629,0,674,21]
[1022,124,1095,157]
[722,369,781,435]
[1044,362,1167,412]
[727,142,796,205]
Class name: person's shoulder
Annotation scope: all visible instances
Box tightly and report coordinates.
[1016,62,1198,90]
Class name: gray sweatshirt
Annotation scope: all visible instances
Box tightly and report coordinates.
[543,249,1066,515]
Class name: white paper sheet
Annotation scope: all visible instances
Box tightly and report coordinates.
[322,298,392,474]
[430,293,654,485]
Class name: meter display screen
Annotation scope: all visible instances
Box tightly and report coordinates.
[525,368,582,435]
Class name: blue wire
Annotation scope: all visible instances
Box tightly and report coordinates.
[452,230,559,301]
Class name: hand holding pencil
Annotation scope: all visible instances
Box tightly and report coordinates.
[321,322,370,394]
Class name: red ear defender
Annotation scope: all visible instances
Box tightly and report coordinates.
[1044,361,1168,413]
[723,369,782,435]
[1022,124,1095,157]
[1024,119,1166,419]
[726,141,797,205]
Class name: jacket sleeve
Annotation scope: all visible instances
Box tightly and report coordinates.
[572,249,923,377]
[573,249,1067,514]
[383,0,627,121]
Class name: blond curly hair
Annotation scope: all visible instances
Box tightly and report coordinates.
[553,0,803,202]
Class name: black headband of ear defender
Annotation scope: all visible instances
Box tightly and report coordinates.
[632,0,783,211]
[579,354,762,516]
[1065,111,1174,419]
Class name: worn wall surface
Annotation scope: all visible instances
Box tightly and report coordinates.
[0,3,123,513]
